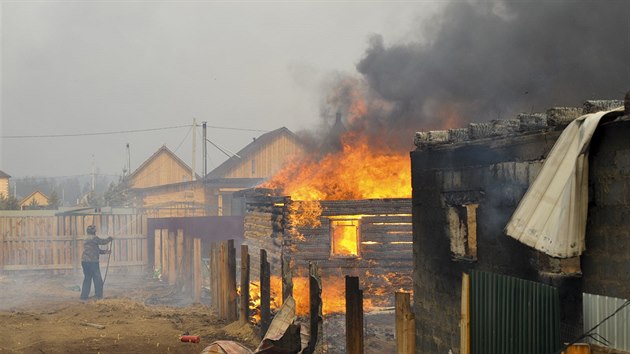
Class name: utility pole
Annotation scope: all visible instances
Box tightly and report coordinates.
[192,118,197,181]
[91,154,96,191]
[126,143,131,176]
[202,121,207,177]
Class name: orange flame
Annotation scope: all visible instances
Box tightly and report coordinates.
[330,219,359,256]
[243,273,411,318]
[263,133,411,201]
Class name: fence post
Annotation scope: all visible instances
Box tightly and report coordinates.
[305,262,323,354]
[460,273,470,354]
[209,242,216,308]
[176,229,184,288]
[227,239,237,322]
[395,292,415,354]
[168,231,176,285]
[260,249,271,336]
[240,244,250,324]
[282,254,293,303]
[0,220,4,273]
[184,236,193,296]
[161,229,168,281]
[346,276,364,354]
[219,241,227,318]
[193,238,202,303]
[70,216,79,274]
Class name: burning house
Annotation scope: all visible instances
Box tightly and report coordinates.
[235,114,415,347]
[411,97,630,353]
[241,192,413,315]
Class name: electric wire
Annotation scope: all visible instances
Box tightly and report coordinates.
[2,124,191,139]
[2,123,268,139]
[173,124,194,153]
[555,299,630,354]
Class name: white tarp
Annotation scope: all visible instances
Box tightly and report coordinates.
[505,107,624,258]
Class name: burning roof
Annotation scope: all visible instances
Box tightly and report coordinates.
[262,131,411,201]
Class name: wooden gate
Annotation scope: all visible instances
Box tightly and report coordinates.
[0,211,147,273]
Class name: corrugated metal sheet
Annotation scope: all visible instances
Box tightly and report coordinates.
[505,107,624,258]
[471,271,560,354]
[583,293,630,351]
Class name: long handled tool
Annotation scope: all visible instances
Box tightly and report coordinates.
[103,239,114,286]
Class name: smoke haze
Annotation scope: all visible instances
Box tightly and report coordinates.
[325,0,630,142]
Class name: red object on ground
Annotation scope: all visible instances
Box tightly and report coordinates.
[180,335,200,343]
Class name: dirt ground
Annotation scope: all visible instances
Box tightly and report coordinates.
[0,272,260,354]
[0,271,398,354]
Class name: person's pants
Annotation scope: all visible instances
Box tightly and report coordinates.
[80,261,103,300]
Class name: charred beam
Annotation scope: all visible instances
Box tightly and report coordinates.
[240,244,250,324]
[346,276,364,354]
[260,249,271,336]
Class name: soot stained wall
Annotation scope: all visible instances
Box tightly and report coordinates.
[411,131,563,353]
[412,117,630,353]
[583,120,630,299]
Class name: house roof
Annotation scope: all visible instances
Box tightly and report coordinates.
[206,127,302,179]
[129,145,200,181]
[0,170,10,178]
[19,190,49,206]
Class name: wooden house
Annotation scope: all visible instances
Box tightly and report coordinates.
[206,127,304,180]
[0,170,9,198]
[130,128,304,218]
[238,189,413,316]
[19,191,49,210]
[128,145,205,217]
[205,127,306,216]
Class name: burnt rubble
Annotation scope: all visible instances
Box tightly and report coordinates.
[414,99,624,148]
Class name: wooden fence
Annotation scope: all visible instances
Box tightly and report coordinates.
[0,212,148,272]
[153,228,203,302]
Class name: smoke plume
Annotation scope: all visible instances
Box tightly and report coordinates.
[324,0,630,144]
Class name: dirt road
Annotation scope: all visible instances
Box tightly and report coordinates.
[0,273,259,354]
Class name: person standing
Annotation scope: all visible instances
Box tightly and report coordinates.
[80,225,113,300]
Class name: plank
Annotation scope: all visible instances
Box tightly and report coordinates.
[346,276,364,354]
[193,238,202,303]
[395,292,415,354]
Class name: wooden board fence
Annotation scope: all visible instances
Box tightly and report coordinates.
[0,213,147,272]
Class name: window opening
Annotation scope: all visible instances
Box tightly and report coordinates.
[330,219,360,257]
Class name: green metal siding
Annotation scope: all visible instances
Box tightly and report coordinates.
[471,271,560,354]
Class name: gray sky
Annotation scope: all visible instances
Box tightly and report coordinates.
[1,0,437,178]
[4,1,627,179]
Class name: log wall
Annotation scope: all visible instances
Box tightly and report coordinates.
[242,195,413,306]
[289,199,413,280]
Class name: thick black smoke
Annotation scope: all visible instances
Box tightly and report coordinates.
[351,0,630,131]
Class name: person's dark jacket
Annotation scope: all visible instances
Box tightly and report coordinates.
[82,236,112,262]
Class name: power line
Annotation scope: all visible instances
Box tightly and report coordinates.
[173,124,194,153]
[203,124,268,133]
[2,124,190,139]
[1,123,269,139]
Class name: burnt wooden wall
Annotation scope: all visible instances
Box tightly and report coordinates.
[288,199,413,282]
[0,212,147,273]
[242,196,286,281]
[242,195,413,305]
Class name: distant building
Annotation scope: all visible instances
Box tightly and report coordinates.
[128,145,205,217]
[0,170,9,198]
[129,128,305,217]
[20,190,49,210]
[205,127,306,216]
[206,127,304,180]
